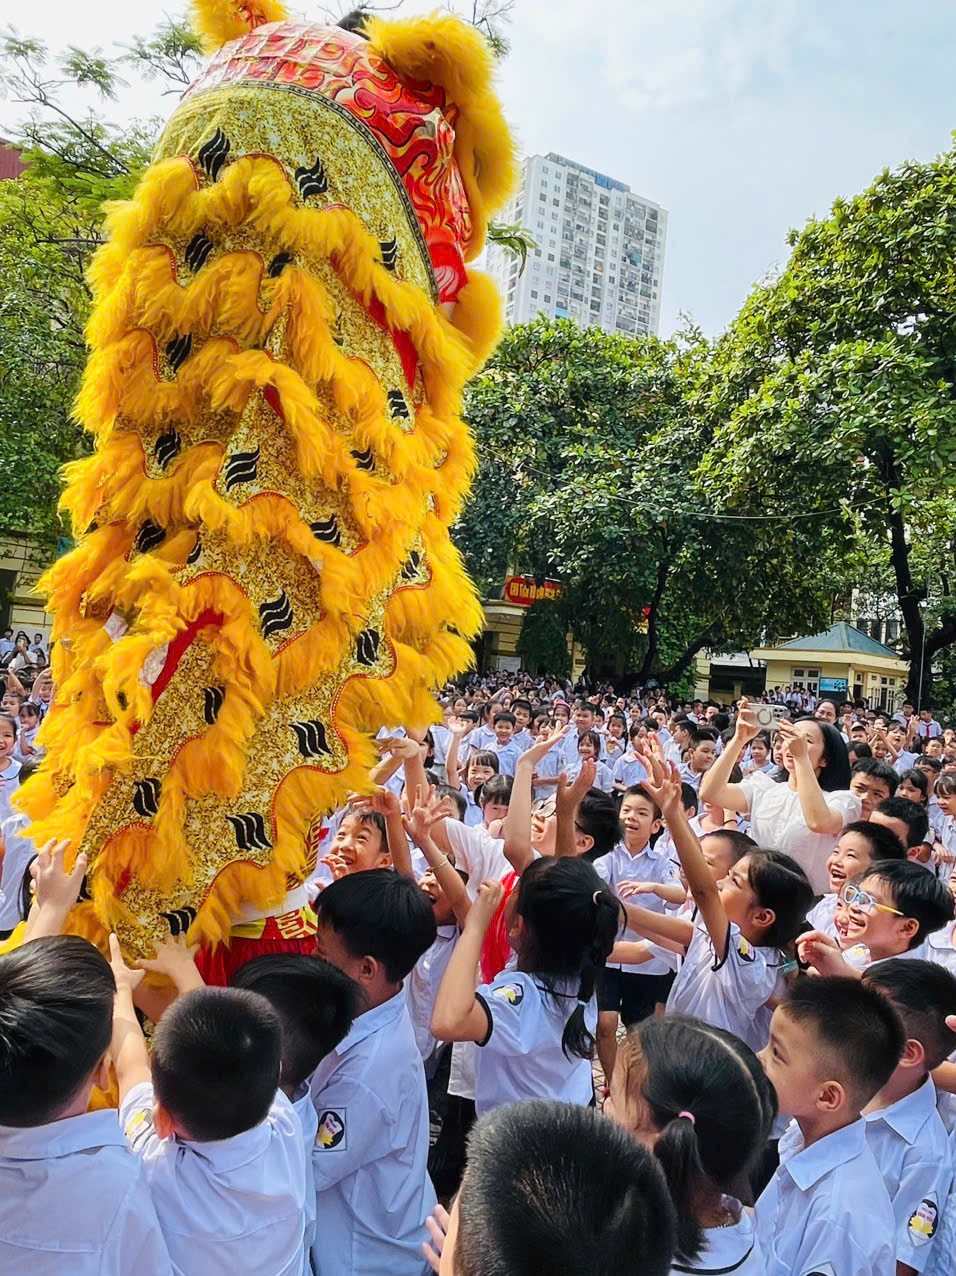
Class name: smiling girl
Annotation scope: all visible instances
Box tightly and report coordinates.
[0,713,21,826]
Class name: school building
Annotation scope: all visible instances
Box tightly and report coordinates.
[696,622,911,711]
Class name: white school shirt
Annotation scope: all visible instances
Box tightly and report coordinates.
[292,1088,318,1261]
[612,752,648,789]
[492,738,522,777]
[678,762,708,793]
[919,719,943,739]
[739,770,861,894]
[595,841,681,976]
[309,990,434,1276]
[473,970,595,1114]
[670,1203,764,1275]
[0,1111,171,1275]
[565,755,615,792]
[445,820,510,900]
[408,924,458,1062]
[756,1118,894,1276]
[120,1082,307,1276]
[459,785,484,828]
[927,920,956,975]
[864,1076,953,1273]
[666,918,779,1053]
[0,758,21,828]
[560,727,604,765]
[894,748,920,774]
[0,811,35,931]
[805,891,839,939]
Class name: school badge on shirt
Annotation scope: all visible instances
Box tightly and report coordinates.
[908,1197,939,1244]
[735,936,755,962]
[316,1109,346,1150]
[492,983,524,1006]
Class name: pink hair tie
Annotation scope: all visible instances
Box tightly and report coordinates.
[678,1111,696,1126]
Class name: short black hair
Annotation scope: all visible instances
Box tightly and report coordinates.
[700,827,757,863]
[316,868,436,982]
[454,1100,676,1276]
[781,976,905,1107]
[435,783,467,821]
[861,860,955,947]
[863,959,956,1070]
[0,936,114,1126]
[688,727,718,746]
[577,787,622,859]
[840,819,905,861]
[623,783,662,821]
[874,797,929,848]
[851,756,900,796]
[151,987,281,1140]
[916,755,943,774]
[511,698,532,714]
[230,954,359,1090]
[478,773,512,809]
[493,711,516,727]
[897,767,929,800]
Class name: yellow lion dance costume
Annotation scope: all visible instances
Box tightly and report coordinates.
[18,2,515,972]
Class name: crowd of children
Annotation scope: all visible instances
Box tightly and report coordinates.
[3,670,956,1273]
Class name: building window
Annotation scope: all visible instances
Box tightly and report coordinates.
[548,253,555,261]
[531,290,538,299]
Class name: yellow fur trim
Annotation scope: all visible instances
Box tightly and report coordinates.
[364,12,519,257]
[190,0,288,55]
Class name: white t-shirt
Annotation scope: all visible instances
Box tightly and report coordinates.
[474,970,595,1115]
[666,918,779,1053]
[595,841,681,976]
[0,759,22,830]
[408,924,458,1062]
[739,770,861,894]
[805,892,839,940]
[445,820,510,899]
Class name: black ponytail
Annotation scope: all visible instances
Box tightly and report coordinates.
[652,1113,708,1261]
[620,1016,777,1263]
[516,857,622,1062]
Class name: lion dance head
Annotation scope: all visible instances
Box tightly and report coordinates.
[18,1,516,958]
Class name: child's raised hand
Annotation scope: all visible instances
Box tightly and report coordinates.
[556,760,595,816]
[320,851,350,881]
[348,786,401,818]
[618,880,660,900]
[449,717,472,739]
[521,722,571,767]
[423,1203,451,1274]
[403,785,446,846]
[796,929,847,977]
[30,839,87,914]
[138,933,200,982]
[108,932,145,995]
[378,734,424,763]
[635,747,681,814]
[468,878,504,929]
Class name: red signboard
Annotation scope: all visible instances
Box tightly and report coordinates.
[503,575,563,607]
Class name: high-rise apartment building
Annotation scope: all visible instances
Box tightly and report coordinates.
[487,153,668,336]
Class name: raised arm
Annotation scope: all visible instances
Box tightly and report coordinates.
[699,699,757,811]
[109,934,151,1101]
[22,841,87,943]
[431,880,501,1042]
[405,788,471,929]
[639,749,732,962]
[554,761,595,859]
[778,721,845,836]
[444,719,470,793]
[349,788,413,878]
[503,725,570,875]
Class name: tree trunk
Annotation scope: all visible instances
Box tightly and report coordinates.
[655,625,717,687]
[909,613,956,707]
[877,449,927,705]
[636,553,670,680]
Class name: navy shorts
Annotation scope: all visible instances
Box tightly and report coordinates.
[597,968,675,1026]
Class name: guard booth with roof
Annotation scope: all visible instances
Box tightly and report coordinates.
[749,623,910,711]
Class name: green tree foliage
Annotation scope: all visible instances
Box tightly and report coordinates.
[0,23,200,541]
[696,145,956,703]
[460,318,832,682]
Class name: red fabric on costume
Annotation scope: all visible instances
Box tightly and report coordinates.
[196,928,316,986]
[479,870,518,984]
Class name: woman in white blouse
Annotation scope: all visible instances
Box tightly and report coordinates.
[700,699,860,894]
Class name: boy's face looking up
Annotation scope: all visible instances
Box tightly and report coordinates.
[825,829,877,896]
[329,813,390,874]
[849,771,893,820]
[619,792,661,850]
[494,718,514,744]
[839,873,918,957]
[926,738,944,759]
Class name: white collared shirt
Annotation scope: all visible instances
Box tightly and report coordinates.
[666,918,779,1053]
[292,1088,318,1261]
[805,891,839,940]
[473,970,595,1114]
[408,924,458,1061]
[0,1110,171,1274]
[864,1076,953,1272]
[927,920,956,976]
[309,990,434,1276]
[120,1083,307,1276]
[756,1118,895,1276]
[595,841,681,975]
[612,752,649,789]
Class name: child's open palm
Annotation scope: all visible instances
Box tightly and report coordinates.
[108,932,145,995]
[468,879,504,930]
[634,747,682,814]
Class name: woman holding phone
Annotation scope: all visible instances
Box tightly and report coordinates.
[700,698,859,894]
